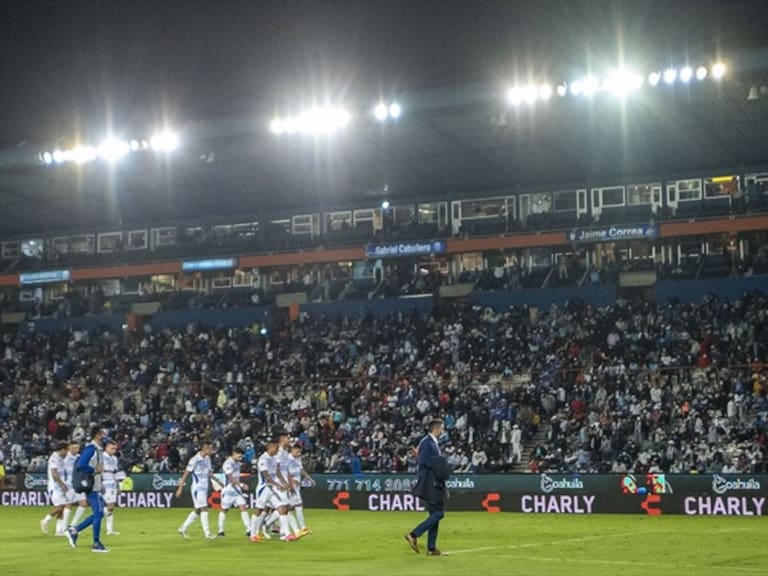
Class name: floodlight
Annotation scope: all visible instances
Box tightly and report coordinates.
[556,84,568,97]
[648,71,661,87]
[606,70,643,96]
[539,84,552,100]
[97,138,130,162]
[696,66,708,80]
[52,150,65,163]
[130,140,140,151]
[506,86,522,105]
[712,62,726,80]
[41,152,53,165]
[680,66,693,83]
[374,103,388,121]
[388,102,402,119]
[150,131,179,152]
[270,118,284,135]
[663,68,677,84]
[522,84,538,104]
[582,76,599,97]
[72,146,96,164]
[569,81,583,96]
[381,200,390,210]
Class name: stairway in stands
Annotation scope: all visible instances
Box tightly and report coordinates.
[510,425,549,473]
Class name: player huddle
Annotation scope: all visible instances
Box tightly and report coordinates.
[40,430,312,551]
[175,433,314,542]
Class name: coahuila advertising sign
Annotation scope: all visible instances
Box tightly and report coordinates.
[365,240,446,259]
[568,223,658,244]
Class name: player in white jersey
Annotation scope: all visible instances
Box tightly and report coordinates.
[102,440,123,535]
[249,438,295,542]
[61,441,88,535]
[40,442,69,534]
[287,443,315,537]
[217,447,250,537]
[275,433,301,538]
[175,441,215,539]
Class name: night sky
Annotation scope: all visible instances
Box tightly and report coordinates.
[2,0,767,148]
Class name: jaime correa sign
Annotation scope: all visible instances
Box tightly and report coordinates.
[365,241,446,259]
[569,224,658,244]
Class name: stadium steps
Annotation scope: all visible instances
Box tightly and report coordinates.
[511,426,549,473]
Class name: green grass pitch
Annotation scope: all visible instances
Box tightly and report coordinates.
[0,508,765,576]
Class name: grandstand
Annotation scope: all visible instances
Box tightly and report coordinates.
[1,1,767,573]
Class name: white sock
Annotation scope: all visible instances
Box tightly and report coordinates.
[62,508,72,527]
[250,512,264,536]
[278,514,290,537]
[294,506,306,529]
[240,510,250,531]
[218,511,226,533]
[181,511,198,531]
[72,506,86,526]
[287,512,299,534]
[55,518,64,533]
[266,509,279,528]
[200,511,211,535]
[42,514,53,525]
[106,513,114,532]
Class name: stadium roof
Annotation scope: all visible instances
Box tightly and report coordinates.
[1,0,768,236]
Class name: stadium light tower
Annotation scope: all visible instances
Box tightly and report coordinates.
[97,138,130,163]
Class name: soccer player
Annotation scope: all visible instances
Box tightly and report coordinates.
[102,440,122,535]
[65,426,110,553]
[249,438,296,542]
[217,447,250,537]
[287,442,314,537]
[175,441,216,539]
[40,442,69,535]
[275,433,301,538]
[61,441,88,536]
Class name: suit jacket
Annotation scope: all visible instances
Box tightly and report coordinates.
[411,434,449,504]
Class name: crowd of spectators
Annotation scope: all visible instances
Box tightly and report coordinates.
[0,294,766,479]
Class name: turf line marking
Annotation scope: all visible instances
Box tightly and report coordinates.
[492,553,765,574]
[446,532,628,556]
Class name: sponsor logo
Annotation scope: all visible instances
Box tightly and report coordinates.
[24,475,47,490]
[152,474,178,490]
[540,474,584,494]
[711,475,761,495]
[445,477,475,489]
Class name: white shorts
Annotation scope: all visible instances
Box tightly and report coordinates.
[191,485,210,509]
[103,488,118,505]
[287,488,303,508]
[49,490,68,507]
[221,489,247,510]
[255,485,288,510]
[68,491,86,505]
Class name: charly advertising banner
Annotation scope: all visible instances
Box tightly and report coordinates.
[5,473,766,516]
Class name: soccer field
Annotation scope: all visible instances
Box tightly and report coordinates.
[0,508,765,576]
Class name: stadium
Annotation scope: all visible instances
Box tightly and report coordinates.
[0,1,767,574]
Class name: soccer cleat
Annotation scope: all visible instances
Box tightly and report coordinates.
[178,528,188,540]
[205,533,217,539]
[426,549,443,556]
[260,530,272,540]
[66,527,78,549]
[217,531,226,537]
[281,533,298,542]
[106,531,121,536]
[298,527,312,537]
[249,534,264,543]
[92,542,110,553]
[40,520,48,534]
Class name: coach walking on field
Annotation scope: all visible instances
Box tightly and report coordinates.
[405,419,450,556]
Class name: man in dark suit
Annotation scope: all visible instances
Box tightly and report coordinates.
[405,419,449,556]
